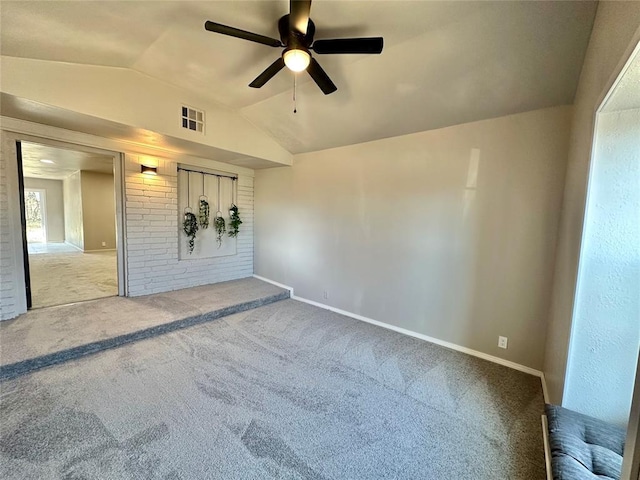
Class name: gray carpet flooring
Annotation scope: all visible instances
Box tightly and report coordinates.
[28,250,118,308]
[0,277,288,369]
[0,299,546,479]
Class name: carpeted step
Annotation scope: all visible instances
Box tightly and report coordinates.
[0,278,290,381]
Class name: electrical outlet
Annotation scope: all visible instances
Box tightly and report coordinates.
[498,336,508,349]
[101,241,106,247]
[323,290,328,300]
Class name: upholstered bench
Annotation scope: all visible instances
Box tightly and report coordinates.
[544,404,626,480]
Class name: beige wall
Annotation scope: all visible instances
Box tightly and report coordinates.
[23,177,64,242]
[81,171,115,251]
[543,2,640,404]
[63,171,83,250]
[255,106,571,370]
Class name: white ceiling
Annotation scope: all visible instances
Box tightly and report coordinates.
[1,1,597,155]
[21,142,114,180]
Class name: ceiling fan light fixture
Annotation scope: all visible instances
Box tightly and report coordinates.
[283,48,310,72]
[204,0,383,94]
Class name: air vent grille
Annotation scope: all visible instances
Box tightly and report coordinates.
[181,106,204,133]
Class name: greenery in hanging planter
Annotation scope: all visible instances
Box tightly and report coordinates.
[228,204,242,238]
[214,213,226,248]
[183,211,199,254]
[198,198,210,229]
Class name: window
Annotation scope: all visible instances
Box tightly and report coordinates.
[24,189,46,243]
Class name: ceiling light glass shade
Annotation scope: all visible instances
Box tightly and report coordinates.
[40,159,55,164]
[283,49,311,72]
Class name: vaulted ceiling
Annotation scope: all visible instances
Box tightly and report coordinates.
[1,1,597,155]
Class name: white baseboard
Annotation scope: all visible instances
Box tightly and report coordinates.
[64,242,84,252]
[292,294,544,378]
[252,275,545,379]
[252,275,293,293]
[62,242,116,253]
[542,415,553,480]
[540,372,550,404]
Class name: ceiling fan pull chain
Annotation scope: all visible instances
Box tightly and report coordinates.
[293,73,297,114]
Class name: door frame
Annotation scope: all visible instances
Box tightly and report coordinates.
[15,141,32,309]
[12,135,127,308]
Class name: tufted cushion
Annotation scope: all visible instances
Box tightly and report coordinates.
[545,404,626,480]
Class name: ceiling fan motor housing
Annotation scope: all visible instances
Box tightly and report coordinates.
[278,15,315,51]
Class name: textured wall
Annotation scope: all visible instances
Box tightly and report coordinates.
[124,154,253,297]
[63,171,83,250]
[543,1,640,404]
[23,177,65,242]
[563,109,640,426]
[255,106,571,370]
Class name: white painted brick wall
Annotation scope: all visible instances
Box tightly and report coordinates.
[0,136,21,320]
[124,154,253,296]
[0,137,255,321]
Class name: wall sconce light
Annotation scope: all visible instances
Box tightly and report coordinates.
[141,165,157,175]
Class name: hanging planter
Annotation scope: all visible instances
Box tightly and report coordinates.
[182,172,198,254]
[214,213,226,248]
[228,204,242,237]
[227,179,242,238]
[214,176,226,248]
[183,208,198,254]
[199,198,210,229]
[198,173,210,229]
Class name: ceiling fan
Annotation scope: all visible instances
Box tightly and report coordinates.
[204,0,383,95]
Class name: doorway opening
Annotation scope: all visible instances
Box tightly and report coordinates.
[17,140,121,309]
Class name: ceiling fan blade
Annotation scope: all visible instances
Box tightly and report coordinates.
[313,37,384,54]
[249,58,286,88]
[307,58,337,95]
[289,0,312,35]
[205,21,282,48]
